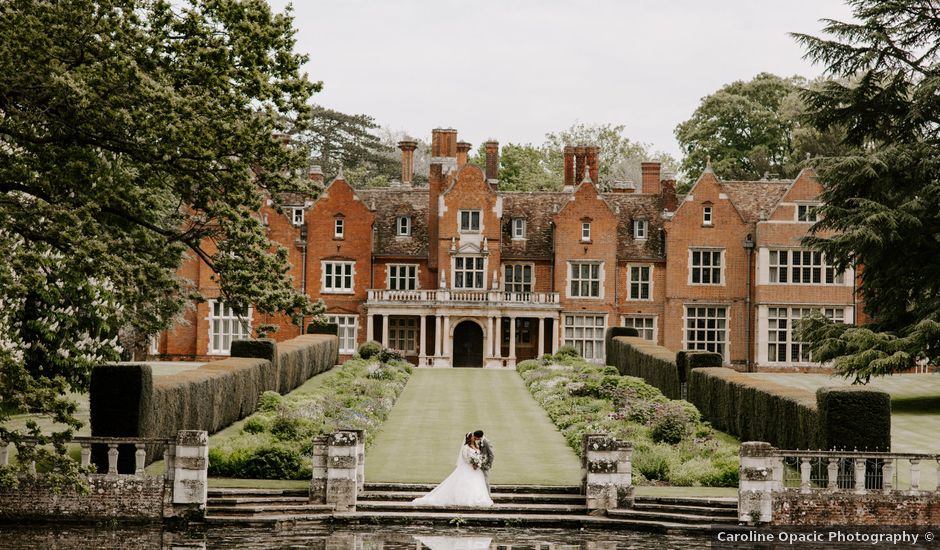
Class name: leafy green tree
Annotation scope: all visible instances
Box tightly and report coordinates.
[793,0,940,382]
[495,143,561,191]
[0,0,321,485]
[299,106,398,186]
[675,73,853,182]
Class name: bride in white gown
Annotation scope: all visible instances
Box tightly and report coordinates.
[412,432,494,507]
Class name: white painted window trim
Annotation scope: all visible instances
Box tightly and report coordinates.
[627,263,653,301]
[761,305,849,366]
[562,313,608,362]
[621,315,658,343]
[512,218,527,240]
[688,248,725,286]
[703,206,713,226]
[458,209,482,233]
[567,261,604,299]
[397,216,411,236]
[503,262,535,293]
[321,260,355,294]
[334,217,344,239]
[795,201,821,223]
[581,222,591,242]
[326,314,359,354]
[387,263,419,290]
[633,219,648,240]
[681,304,729,363]
[766,248,846,285]
[291,207,304,226]
[207,299,253,356]
[452,255,487,289]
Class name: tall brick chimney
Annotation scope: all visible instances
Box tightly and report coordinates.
[574,146,587,186]
[563,146,575,188]
[456,141,472,169]
[641,162,662,195]
[484,140,499,185]
[308,165,324,185]
[429,128,457,271]
[586,146,599,185]
[660,170,678,212]
[398,140,417,187]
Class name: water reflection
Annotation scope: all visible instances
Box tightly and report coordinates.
[414,535,492,550]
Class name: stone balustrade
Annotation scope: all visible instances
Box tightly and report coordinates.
[581,433,633,512]
[739,441,940,526]
[367,289,560,306]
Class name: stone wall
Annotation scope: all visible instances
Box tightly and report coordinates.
[0,475,166,522]
[773,492,940,526]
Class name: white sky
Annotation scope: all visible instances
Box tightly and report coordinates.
[270,1,854,158]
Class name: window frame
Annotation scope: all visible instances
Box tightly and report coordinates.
[512,218,526,240]
[796,203,820,222]
[767,306,845,365]
[627,264,652,301]
[459,210,482,233]
[453,255,486,289]
[568,261,603,299]
[334,217,345,239]
[387,264,418,290]
[322,260,355,293]
[291,207,304,226]
[503,263,534,294]
[703,206,713,226]
[621,315,657,342]
[633,219,648,240]
[326,314,359,354]
[581,222,591,242]
[207,300,253,356]
[388,316,418,354]
[684,305,728,361]
[688,248,724,285]
[397,216,411,236]
[768,249,844,285]
[563,314,607,361]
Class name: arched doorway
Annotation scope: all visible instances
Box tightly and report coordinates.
[453,320,484,368]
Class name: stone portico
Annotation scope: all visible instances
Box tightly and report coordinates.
[366,289,561,368]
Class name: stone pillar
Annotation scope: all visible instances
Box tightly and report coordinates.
[494,317,502,359]
[738,441,775,524]
[509,316,517,360]
[309,435,329,504]
[582,434,633,511]
[537,317,545,358]
[552,315,560,353]
[442,316,451,359]
[382,314,390,348]
[326,430,360,511]
[172,430,208,512]
[419,314,427,364]
[435,315,442,357]
[346,428,366,492]
[485,316,493,360]
[367,314,375,343]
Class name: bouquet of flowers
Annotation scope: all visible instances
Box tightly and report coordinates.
[468,454,482,469]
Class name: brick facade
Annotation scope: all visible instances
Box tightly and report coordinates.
[157,128,856,370]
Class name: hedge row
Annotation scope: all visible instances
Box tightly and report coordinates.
[606,335,682,399]
[687,368,890,451]
[90,334,338,471]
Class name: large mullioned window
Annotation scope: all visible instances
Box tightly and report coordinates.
[685,306,727,359]
[767,307,845,364]
[564,314,606,361]
[208,300,252,355]
[769,249,844,285]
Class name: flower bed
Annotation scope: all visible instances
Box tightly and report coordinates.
[518,349,740,487]
[208,347,412,480]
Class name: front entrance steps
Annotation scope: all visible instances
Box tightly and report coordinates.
[205,484,740,533]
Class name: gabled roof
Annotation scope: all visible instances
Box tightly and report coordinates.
[357,188,429,258]
[499,192,570,259]
[720,181,791,223]
[603,193,666,260]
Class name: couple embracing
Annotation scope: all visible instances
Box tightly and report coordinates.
[413,429,494,507]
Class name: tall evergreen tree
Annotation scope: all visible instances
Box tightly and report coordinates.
[793,0,940,382]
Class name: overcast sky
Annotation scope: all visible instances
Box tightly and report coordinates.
[269,1,854,158]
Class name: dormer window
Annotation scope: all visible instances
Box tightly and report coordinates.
[703,206,713,226]
[797,204,819,222]
[397,216,411,236]
[291,207,304,226]
[334,217,345,239]
[581,222,591,242]
[633,219,648,240]
[512,218,526,239]
[459,210,481,233]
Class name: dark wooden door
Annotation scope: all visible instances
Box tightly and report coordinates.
[453,321,483,368]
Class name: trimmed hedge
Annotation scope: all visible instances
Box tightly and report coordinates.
[306,322,338,335]
[90,334,338,469]
[817,387,891,452]
[605,326,639,365]
[606,335,681,399]
[676,351,722,383]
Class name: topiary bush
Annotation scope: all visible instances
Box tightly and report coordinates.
[554,344,579,358]
[258,391,282,412]
[650,402,694,444]
[358,341,382,360]
[240,446,310,480]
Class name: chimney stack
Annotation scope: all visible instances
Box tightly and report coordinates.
[586,146,599,185]
[429,128,458,271]
[660,171,678,212]
[641,162,662,195]
[610,180,636,194]
[398,140,417,187]
[484,140,499,184]
[456,141,472,169]
[308,165,324,185]
[574,146,587,185]
[563,146,575,187]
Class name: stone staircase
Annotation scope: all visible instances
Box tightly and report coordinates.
[204,484,739,533]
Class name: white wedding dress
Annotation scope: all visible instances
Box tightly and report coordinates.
[412,444,494,507]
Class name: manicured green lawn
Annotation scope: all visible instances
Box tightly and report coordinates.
[365,369,582,486]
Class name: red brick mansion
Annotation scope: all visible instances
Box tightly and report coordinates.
[152,128,858,371]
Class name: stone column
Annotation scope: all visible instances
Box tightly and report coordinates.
[172,430,208,513]
[738,441,775,524]
[552,315,561,353]
[435,315,442,357]
[494,317,502,359]
[485,316,493,361]
[381,314,390,348]
[326,430,360,511]
[509,316,517,360]
[582,434,634,511]
[309,435,329,504]
[419,314,427,364]
[367,314,375,343]
[537,317,545,358]
[442,316,451,359]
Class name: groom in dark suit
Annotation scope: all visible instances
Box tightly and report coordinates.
[473,429,494,493]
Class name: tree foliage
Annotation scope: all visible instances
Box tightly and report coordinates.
[675,73,852,181]
[0,0,321,483]
[793,0,940,382]
[298,106,398,185]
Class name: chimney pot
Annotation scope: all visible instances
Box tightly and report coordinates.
[308,165,324,185]
[586,145,599,184]
[456,141,472,169]
[574,146,587,185]
[484,140,499,185]
[641,161,662,195]
[563,146,576,187]
[398,140,418,186]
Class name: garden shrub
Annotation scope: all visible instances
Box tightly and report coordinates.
[306,321,338,335]
[240,446,309,480]
[358,341,382,359]
[650,402,694,444]
[377,347,404,363]
[242,417,267,434]
[516,359,540,374]
[258,391,282,412]
[633,444,676,481]
[604,332,681,399]
[554,344,579,358]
